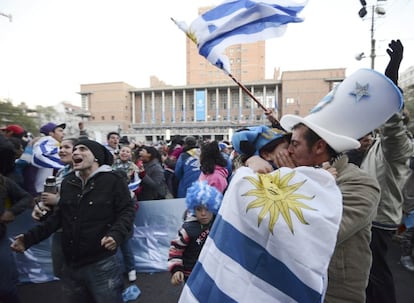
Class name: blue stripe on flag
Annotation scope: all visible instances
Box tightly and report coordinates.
[199,12,302,60]
[210,214,321,302]
[128,180,140,192]
[202,0,305,23]
[187,261,237,303]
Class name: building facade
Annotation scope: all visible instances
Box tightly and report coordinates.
[80,68,345,143]
[78,6,346,143]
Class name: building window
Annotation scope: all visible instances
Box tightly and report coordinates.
[111,115,115,120]
[286,98,295,105]
[101,116,105,120]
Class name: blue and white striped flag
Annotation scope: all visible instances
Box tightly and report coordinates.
[128,172,141,192]
[32,136,64,169]
[173,0,308,74]
[179,166,342,303]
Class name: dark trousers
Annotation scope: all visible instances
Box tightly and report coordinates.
[0,236,21,303]
[366,227,397,303]
[400,227,414,256]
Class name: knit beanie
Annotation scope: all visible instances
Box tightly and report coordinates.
[74,139,114,166]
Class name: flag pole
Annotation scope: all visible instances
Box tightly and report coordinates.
[227,73,268,111]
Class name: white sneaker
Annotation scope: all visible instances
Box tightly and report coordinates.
[128,270,137,282]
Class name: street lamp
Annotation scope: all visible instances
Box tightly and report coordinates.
[357,0,387,69]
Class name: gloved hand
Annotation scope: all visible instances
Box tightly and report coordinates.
[385,39,403,85]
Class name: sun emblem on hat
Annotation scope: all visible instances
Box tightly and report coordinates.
[243,170,315,234]
[350,82,369,102]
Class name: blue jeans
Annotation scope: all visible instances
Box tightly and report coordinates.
[120,239,135,273]
[61,255,123,303]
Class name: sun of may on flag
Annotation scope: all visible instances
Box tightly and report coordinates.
[172,0,308,74]
[179,166,342,302]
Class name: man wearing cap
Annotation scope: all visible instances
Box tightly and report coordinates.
[32,122,66,194]
[0,124,25,139]
[279,62,405,302]
[11,139,135,303]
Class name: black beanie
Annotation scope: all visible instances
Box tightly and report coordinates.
[74,139,113,166]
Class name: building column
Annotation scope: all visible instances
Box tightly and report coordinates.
[141,92,145,124]
[162,91,165,123]
[183,90,186,122]
[131,93,136,125]
[215,88,219,121]
[172,90,176,123]
[250,86,255,121]
[151,91,155,123]
[227,87,231,121]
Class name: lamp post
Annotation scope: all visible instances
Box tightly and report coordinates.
[358,0,386,69]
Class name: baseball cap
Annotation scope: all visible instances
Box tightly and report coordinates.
[40,122,66,135]
[1,124,24,135]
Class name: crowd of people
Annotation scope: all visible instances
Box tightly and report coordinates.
[0,38,413,303]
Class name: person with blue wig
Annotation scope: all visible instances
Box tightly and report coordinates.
[168,181,223,286]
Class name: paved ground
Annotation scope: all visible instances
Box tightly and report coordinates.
[17,239,414,303]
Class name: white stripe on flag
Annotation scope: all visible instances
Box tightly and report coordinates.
[180,166,342,302]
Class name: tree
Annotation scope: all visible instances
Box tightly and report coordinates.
[0,99,38,134]
[35,105,58,123]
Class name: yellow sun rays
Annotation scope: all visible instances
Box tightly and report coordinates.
[243,170,315,234]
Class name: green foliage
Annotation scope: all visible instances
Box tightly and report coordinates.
[0,99,38,134]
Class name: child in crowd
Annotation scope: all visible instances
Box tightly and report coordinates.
[112,144,141,282]
[168,181,223,285]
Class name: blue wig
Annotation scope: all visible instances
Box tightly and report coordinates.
[186,181,223,215]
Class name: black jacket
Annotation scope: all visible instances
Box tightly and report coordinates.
[23,167,135,268]
[0,175,32,239]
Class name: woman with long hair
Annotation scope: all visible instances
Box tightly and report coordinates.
[137,146,168,201]
[199,140,229,194]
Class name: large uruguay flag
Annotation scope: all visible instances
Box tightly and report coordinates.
[173,0,308,74]
[179,166,342,303]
